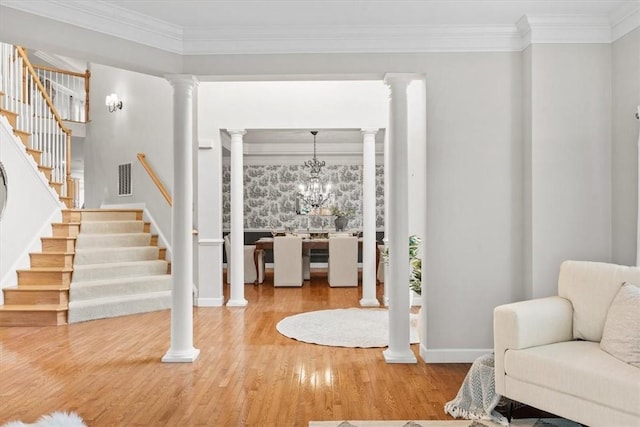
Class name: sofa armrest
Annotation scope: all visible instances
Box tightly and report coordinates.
[493,296,573,394]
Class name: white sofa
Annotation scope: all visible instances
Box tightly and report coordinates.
[494,260,640,427]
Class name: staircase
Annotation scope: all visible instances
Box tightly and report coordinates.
[0,91,73,207]
[0,209,171,326]
[67,209,171,323]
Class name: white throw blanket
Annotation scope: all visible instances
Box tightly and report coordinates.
[444,353,509,426]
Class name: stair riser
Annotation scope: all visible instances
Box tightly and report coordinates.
[74,247,159,265]
[81,211,143,221]
[4,290,68,305]
[70,277,171,301]
[27,148,42,164]
[68,292,171,324]
[52,223,80,237]
[14,129,30,146]
[17,271,72,286]
[75,234,151,249]
[0,108,17,127]
[73,262,168,282]
[80,221,145,234]
[62,211,82,223]
[30,253,74,268]
[38,166,52,181]
[41,239,76,252]
[0,310,66,326]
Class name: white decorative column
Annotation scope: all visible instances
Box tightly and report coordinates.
[383,73,417,364]
[227,129,248,307]
[162,74,200,363]
[360,128,380,307]
[383,124,390,306]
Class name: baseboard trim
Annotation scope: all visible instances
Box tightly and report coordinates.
[197,297,224,307]
[421,347,493,363]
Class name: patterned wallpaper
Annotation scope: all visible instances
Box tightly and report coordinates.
[222,164,384,230]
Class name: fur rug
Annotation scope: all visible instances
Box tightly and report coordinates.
[1,411,86,427]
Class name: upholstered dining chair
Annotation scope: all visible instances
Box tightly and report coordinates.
[273,235,303,287]
[224,235,265,284]
[377,244,385,283]
[328,235,358,287]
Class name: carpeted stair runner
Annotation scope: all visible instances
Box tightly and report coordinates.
[68,214,171,323]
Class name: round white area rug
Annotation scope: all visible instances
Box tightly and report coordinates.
[276,308,419,348]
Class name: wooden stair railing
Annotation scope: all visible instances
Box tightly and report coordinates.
[137,152,172,206]
[32,63,91,123]
[0,43,76,208]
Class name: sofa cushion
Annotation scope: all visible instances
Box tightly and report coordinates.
[504,340,640,416]
[557,261,640,342]
[601,283,640,368]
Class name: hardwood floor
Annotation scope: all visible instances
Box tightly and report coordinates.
[0,271,470,426]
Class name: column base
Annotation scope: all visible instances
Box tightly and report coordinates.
[226,298,248,307]
[197,297,224,307]
[162,347,200,363]
[359,298,381,307]
[383,348,417,364]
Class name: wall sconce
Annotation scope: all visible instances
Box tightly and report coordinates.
[105,93,123,112]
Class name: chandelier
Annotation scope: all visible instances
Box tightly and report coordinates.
[298,131,333,212]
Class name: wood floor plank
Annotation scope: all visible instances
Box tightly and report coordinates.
[0,271,471,426]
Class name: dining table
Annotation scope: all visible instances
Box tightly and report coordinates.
[252,236,380,284]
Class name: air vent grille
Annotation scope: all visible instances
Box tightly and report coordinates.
[118,163,132,196]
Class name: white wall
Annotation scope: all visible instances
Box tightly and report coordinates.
[0,119,63,296]
[612,28,640,266]
[198,81,389,135]
[527,44,613,298]
[422,53,523,354]
[84,63,173,242]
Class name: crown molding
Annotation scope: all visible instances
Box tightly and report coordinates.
[182,24,523,54]
[2,1,639,54]
[0,0,183,53]
[610,1,640,41]
[517,15,612,47]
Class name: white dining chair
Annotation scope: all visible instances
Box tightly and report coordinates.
[273,235,303,287]
[224,235,265,284]
[377,244,385,283]
[328,235,358,287]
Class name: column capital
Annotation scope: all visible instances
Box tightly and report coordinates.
[227,129,247,137]
[383,73,419,88]
[164,74,199,88]
[361,128,379,136]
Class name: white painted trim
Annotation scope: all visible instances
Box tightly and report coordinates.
[611,2,640,41]
[3,1,637,54]
[198,238,224,245]
[421,348,494,363]
[1,0,183,53]
[197,297,224,307]
[162,348,200,363]
[519,14,613,46]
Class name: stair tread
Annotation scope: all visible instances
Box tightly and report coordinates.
[5,285,70,291]
[73,259,167,269]
[17,267,73,272]
[42,236,76,240]
[0,304,66,312]
[31,251,74,255]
